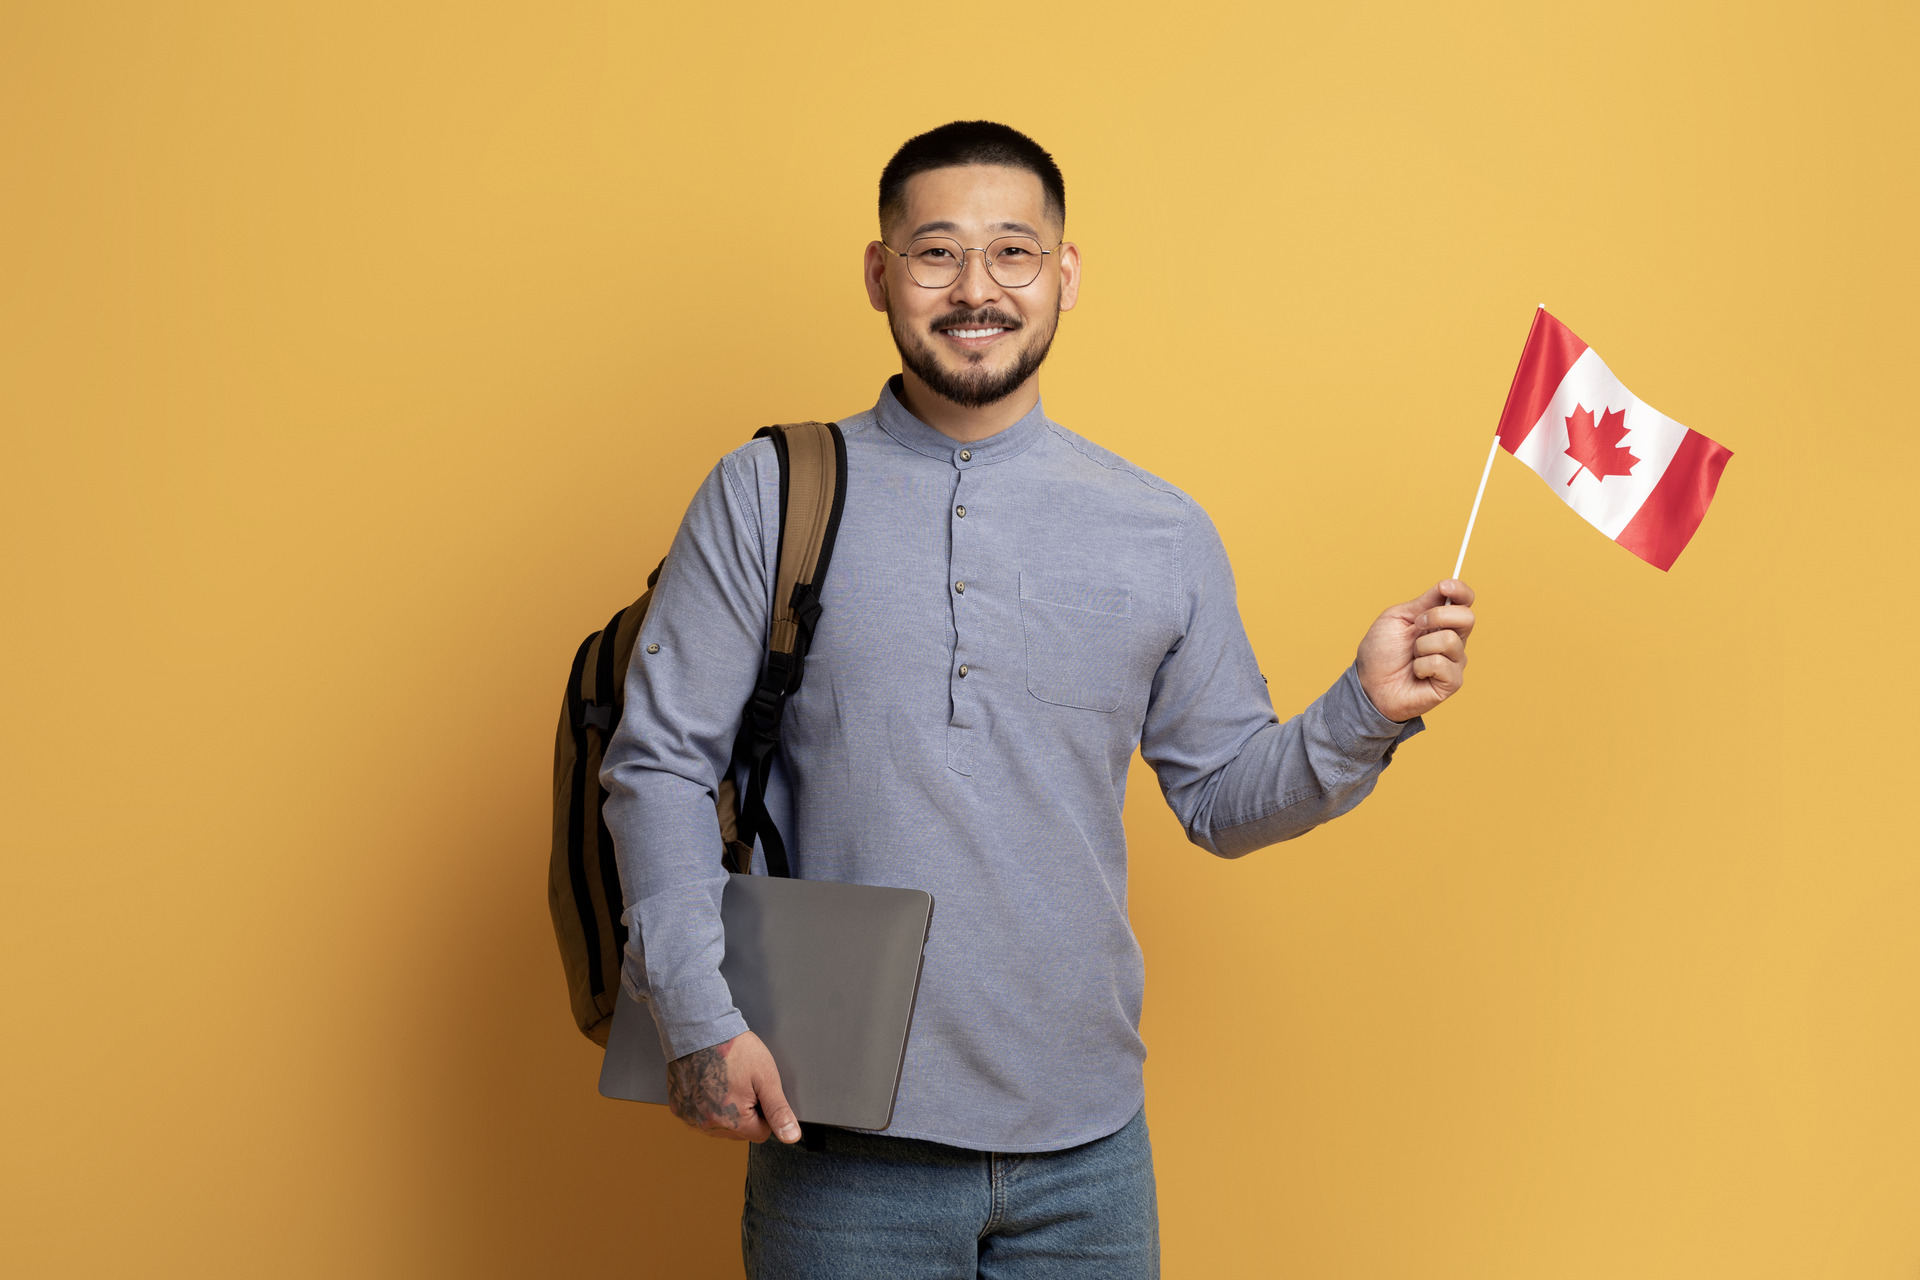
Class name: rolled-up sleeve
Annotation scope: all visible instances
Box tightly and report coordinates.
[1140,502,1422,858]
[599,446,773,1060]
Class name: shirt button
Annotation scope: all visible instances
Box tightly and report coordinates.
[959,449,972,462]
[958,664,970,677]
[955,505,966,518]
[645,643,659,655]
[954,580,965,594]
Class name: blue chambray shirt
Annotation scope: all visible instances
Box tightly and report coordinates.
[601,379,1421,1152]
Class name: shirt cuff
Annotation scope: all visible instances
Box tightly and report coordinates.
[643,972,749,1063]
[1326,663,1425,760]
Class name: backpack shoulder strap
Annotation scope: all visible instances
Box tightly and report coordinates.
[759,421,848,667]
[731,421,847,877]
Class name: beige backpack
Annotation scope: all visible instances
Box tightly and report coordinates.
[548,421,848,1044]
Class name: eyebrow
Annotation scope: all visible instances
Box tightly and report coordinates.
[908,218,1045,239]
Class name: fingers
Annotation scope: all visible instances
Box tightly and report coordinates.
[733,1110,772,1143]
[1413,629,1466,664]
[753,1066,802,1145]
[1365,580,1476,715]
[1415,604,1475,640]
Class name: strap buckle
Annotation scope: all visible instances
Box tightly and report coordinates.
[743,685,784,741]
[790,581,824,640]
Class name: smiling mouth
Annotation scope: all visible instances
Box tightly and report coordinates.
[933,310,1023,345]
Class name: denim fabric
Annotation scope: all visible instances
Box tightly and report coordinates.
[743,1108,1159,1279]
[603,379,1423,1150]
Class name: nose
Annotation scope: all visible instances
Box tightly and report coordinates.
[948,248,1002,309]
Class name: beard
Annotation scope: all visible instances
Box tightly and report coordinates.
[887,302,1060,409]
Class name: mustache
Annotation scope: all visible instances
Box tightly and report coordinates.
[928,308,1024,333]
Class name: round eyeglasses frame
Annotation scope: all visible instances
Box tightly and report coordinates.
[880,236,1061,289]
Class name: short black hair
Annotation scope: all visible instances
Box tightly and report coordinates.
[878,121,1065,236]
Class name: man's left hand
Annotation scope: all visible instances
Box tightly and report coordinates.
[1355,579,1477,723]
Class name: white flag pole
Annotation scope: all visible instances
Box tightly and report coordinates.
[1445,305,1542,600]
[1450,435,1501,583]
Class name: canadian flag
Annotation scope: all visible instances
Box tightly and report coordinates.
[1496,308,1732,570]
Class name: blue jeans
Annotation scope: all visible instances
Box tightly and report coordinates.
[742,1107,1159,1278]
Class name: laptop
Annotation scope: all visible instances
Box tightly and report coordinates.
[598,872,935,1132]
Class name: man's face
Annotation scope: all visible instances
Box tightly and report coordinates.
[864,165,1080,409]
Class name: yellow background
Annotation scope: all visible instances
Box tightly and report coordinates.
[3,2,1915,1276]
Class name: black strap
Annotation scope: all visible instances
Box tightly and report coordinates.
[732,644,798,877]
[591,606,630,958]
[563,632,605,998]
[738,726,789,878]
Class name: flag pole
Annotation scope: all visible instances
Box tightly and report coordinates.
[1451,435,1501,583]
[1446,305,1542,598]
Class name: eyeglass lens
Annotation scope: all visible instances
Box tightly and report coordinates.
[901,237,1047,288]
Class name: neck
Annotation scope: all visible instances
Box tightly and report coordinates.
[894,368,1041,443]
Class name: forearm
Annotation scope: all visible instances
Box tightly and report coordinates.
[603,761,750,1060]
[1181,664,1420,857]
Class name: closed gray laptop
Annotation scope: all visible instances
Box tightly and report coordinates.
[598,873,934,1131]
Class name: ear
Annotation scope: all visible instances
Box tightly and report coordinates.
[1056,241,1082,313]
[862,241,890,313]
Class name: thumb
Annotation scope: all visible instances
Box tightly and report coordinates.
[755,1064,801,1144]
[1402,579,1465,616]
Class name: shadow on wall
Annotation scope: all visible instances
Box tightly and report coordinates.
[377,691,749,1277]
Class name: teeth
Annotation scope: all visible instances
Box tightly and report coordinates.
[946,327,1006,339]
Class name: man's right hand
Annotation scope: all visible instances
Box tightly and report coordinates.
[666,1030,800,1144]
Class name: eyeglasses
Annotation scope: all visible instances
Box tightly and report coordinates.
[882,236,1057,289]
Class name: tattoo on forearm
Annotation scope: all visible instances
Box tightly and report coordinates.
[667,1041,740,1128]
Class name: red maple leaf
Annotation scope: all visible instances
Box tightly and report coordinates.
[1563,404,1639,485]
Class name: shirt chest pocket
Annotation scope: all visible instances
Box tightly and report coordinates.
[1019,572,1132,713]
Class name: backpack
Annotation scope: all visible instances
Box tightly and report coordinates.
[548,420,849,1045]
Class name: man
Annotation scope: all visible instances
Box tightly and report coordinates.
[601,120,1476,1277]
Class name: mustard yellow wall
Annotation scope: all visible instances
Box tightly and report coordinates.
[3,3,1914,1276]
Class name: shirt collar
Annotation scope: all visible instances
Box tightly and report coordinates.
[873,375,1049,469]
